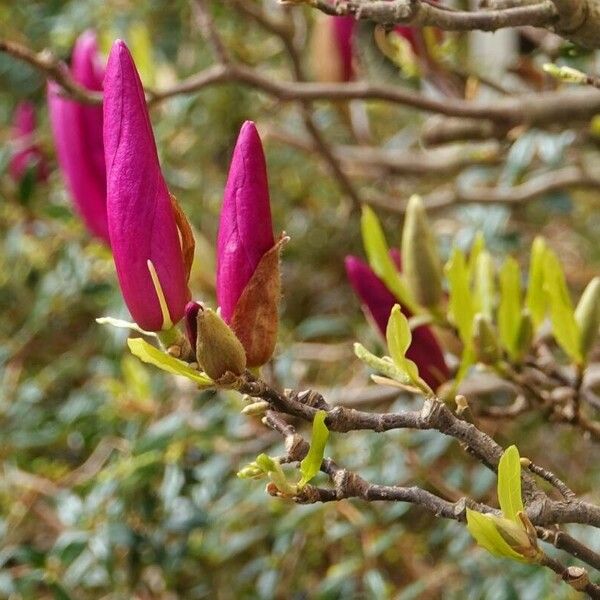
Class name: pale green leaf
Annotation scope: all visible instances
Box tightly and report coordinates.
[525,237,547,328]
[361,205,418,313]
[445,247,475,343]
[474,252,495,320]
[299,411,330,487]
[468,232,486,286]
[127,338,214,387]
[543,250,582,364]
[497,445,524,523]
[466,509,526,561]
[498,257,522,359]
[354,343,411,385]
[386,306,421,384]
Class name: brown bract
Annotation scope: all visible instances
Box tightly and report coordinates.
[230,235,287,368]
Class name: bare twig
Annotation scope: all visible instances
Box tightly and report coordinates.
[0,39,101,104]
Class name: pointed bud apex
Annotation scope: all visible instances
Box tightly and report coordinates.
[575,277,600,358]
[473,313,500,364]
[515,310,534,359]
[195,307,246,380]
[401,195,443,309]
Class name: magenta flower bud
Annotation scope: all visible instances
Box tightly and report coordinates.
[331,16,355,82]
[345,254,449,389]
[217,121,275,322]
[9,102,47,183]
[216,121,281,367]
[104,40,191,332]
[48,30,109,243]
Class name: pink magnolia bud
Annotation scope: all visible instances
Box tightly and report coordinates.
[9,102,47,183]
[311,15,355,83]
[104,40,191,332]
[216,121,280,367]
[345,254,449,390]
[48,30,109,243]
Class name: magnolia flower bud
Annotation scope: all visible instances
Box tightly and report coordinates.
[216,121,280,367]
[48,30,109,243]
[103,40,193,332]
[401,195,443,309]
[310,15,355,83]
[9,102,47,184]
[575,277,600,358]
[345,253,449,390]
[194,307,246,380]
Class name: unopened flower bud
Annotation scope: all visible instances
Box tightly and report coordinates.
[401,195,443,309]
[473,313,500,364]
[515,310,534,359]
[488,514,539,560]
[195,307,246,380]
[575,277,600,358]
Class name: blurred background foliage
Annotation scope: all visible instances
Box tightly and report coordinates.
[0,0,599,598]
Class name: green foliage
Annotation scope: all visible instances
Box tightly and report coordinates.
[497,445,524,523]
[498,257,522,359]
[543,249,582,364]
[299,410,330,487]
[386,305,422,388]
[127,337,214,386]
[361,205,417,313]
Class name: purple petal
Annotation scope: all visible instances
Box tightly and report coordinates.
[47,31,108,243]
[345,255,449,389]
[216,121,275,323]
[104,40,189,331]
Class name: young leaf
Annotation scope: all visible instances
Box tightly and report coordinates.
[466,509,526,561]
[385,305,421,384]
[468,232,486,286]
[543,250,582,364]
[354,343,412,385]
[525,237,547,328]
[127,338,214,387]
[498,257,522,359]
[474,252,495,320]
[575,277,600,359]
[299,410,329,487]
[497,445,524,523]
[445,247,475,343]
[361,205,418,313]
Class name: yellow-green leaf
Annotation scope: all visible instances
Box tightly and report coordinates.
[474,251,495,320]
[466,509,526,561]
[525,237,547,328]
[361,205,418,313]
[354,343,412,385]
[127,338,213,387]
[445,247,475,343]
[497,445,524,523]
[468,232,486,286]
[299,411,329,487]
[386,305,420,384]
[543,250,582,364]
[498,257,522,359]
